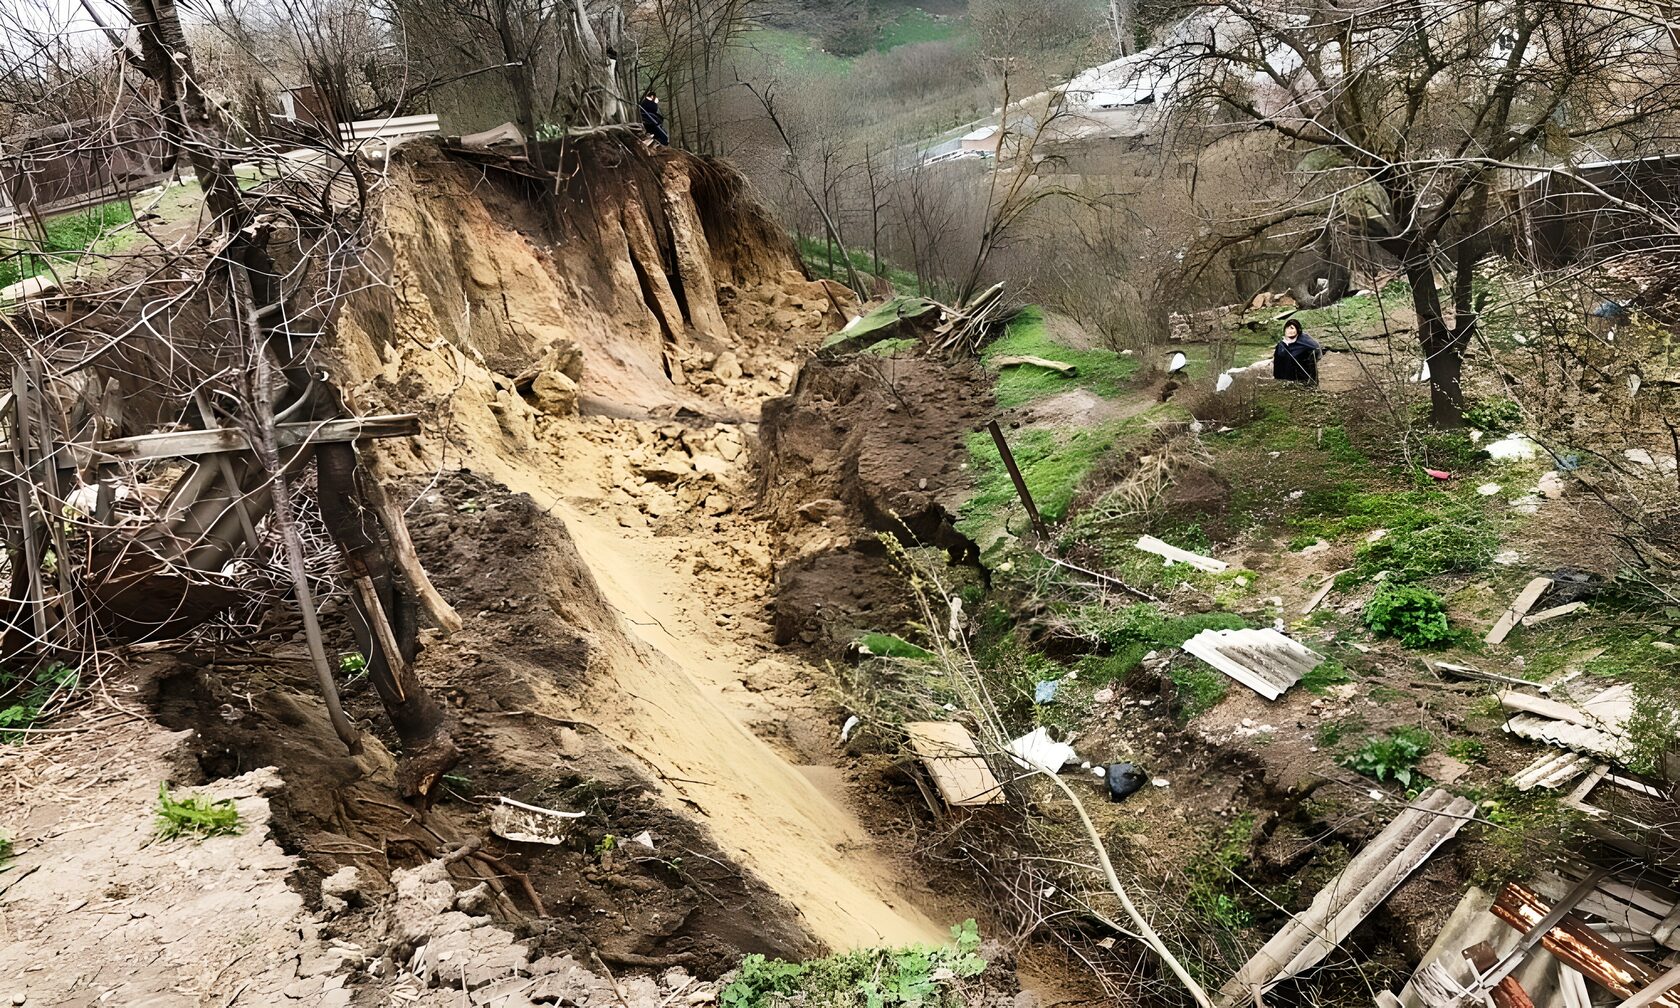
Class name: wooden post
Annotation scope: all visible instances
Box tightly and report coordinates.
[986,420,1046,538]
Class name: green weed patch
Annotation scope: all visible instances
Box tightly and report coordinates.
[0,201,136,288]
[720,919,987,1008]
[1364,584,1453,648]
[154,783,243,842]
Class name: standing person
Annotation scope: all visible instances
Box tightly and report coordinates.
[1272,319,1323,385]
[638,90,668,146]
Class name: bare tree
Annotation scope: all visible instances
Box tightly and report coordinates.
[1157,0,1680,425]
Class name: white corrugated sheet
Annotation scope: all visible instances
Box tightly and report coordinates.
[1504,712,1631,761]
[1512,751,1597,791]
[1182,627,1323,701]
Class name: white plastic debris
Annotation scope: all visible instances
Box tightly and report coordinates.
[1151,777,1169,787]
[1168,351,1187,373]
[490,797,586,845]
[946,596,964,642]
[1004,727,1079,774]
[1090,766,1107,778]
[1413,361,1431,382]
[839,714,860,743]
[1486,434,1541,461]
[1477,483,1502,496]
[1189,420,1204,433]
[1215,371,1234,393]
[630,830,655,849]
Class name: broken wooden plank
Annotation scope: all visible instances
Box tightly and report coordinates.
[1522,601,1587,627]
[1465,941,1537,1008]
[1134,534,1228,572]
[1300,570,1346,615]
[1470,869,1609,996]
[1500,690,1603,729]
[1622,963,1680,1008]
[59,414,421,467]
[1183,627,1322,701]
[903,721,1004,808]
[1487,576,1554,644]
[1426,659,1538,690]
[989,354,1076,376]
[1492,883,1680,1008]
[1221,788,1477,1001]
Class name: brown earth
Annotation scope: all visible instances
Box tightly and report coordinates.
[0,135,979,1008]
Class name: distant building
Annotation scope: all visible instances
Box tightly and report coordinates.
[1514,154,1680,269]
[959,126,1000,155]
[0,115,167,222]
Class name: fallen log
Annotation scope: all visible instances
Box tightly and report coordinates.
[990,355,1076,376]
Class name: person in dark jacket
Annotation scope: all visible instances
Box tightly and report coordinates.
[1272,319,1322,385]
[638,90,668,146]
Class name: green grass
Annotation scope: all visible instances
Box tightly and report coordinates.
[1185,815,1257,929]
[1245,280,1414,343]
[1,200,137,288]
[960,422,1122,534]
[875,8,957,48]
[982,307,1139,408]
[743,27,853,74]
[0,662,79,741]
[1300,658,1353,693]
[153,783,243,842]
[797,236,920,296]
[1171,664,1229,720]
[720,920,987,1008]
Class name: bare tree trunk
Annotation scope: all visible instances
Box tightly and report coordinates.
[317,443,458,799]
[1108,0,1133,55]
[1406,260,1466,428]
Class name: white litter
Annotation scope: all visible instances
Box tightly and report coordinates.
[1168,352,1187,373]
[1486,434,1541,461]
[630,830,655,849]
[1090,766,1107,777]
[839,714,861,743]
[946,596,964,642]
[1215,371,1234,393]
[490,796,586,845]
[1413,361,1431,382]
[1477,483,1502,496]
[1151,777,1169,787]
[1494,550,1521,564]
[1004,727,1079,774]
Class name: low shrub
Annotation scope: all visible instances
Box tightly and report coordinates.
[1339,727,1432,786]
[1364,584,1453,648]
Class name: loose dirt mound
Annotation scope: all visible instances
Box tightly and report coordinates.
[756,351,992,648]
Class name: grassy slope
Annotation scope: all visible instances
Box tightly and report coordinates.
[957,306,1152,538]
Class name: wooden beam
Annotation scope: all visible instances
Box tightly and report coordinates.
[1487,577,1554,644]
[1523,601,1587,627]
[59,415,421,467]
[1622,962,1680,1008]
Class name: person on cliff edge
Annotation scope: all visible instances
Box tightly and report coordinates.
[1272,319,1323,385]
[639,90,668,146]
